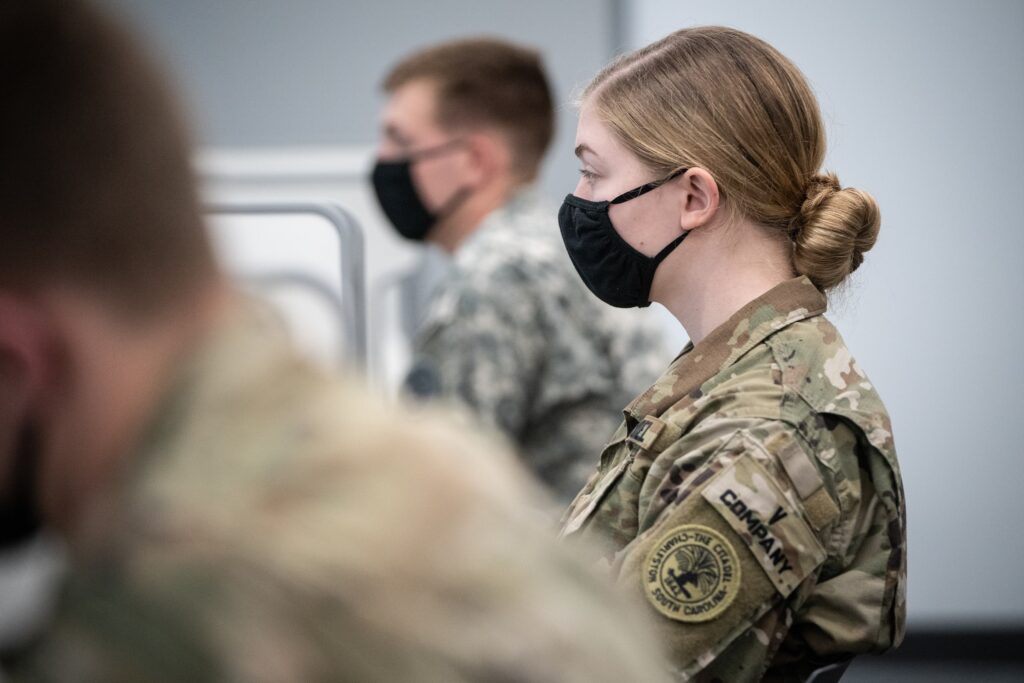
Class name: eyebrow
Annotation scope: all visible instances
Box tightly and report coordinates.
[574,144,597,160]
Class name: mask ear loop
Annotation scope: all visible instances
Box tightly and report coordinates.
[609,167,688,205]
[407,137,466,162]
[612,167,692,266]
[651,231,689,264]
[432,185,473,221]
[0,423,43,547]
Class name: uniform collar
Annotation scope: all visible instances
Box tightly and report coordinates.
[453,185,542,265]
[624,276,826,426]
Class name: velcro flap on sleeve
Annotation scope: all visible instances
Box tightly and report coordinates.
[702,455,825,596]
[626,416,682,452]
[769,430,839,531]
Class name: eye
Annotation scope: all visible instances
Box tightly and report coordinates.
[578,168,598,182]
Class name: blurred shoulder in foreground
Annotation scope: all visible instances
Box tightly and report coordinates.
[9,300,670,682]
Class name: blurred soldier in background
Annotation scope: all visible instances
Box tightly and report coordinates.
[372,39,671,503]
[0,1,671,680]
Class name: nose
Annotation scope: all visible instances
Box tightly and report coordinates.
[376,138,402,161]
[573,177,591,200]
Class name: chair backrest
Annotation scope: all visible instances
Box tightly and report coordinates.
[205,202,366,370]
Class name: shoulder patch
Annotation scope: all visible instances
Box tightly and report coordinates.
[643,524,741,623]
[702,455,825,596]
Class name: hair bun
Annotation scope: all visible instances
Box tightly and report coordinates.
[802,173,841,206]
[792,172,880,291]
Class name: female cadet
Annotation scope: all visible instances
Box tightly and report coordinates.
[558,27,906,681]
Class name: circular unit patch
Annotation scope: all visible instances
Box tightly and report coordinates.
[643,524,740,623]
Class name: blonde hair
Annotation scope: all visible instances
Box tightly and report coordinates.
[584,26,879,292]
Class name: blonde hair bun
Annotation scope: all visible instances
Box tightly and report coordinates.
[792,172,880,291]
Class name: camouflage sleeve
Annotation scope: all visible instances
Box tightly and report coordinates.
[9,398,676,683]
[6,559,228,682]
[404,265,545,440]
[609,418,844,681]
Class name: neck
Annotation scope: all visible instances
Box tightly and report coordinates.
[654,218,795,345]
[430,177,520,253]
[39,279,230,538]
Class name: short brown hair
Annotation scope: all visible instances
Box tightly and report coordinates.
[384,38,554,182]
[0,0,216,315]
[586,27,880,292]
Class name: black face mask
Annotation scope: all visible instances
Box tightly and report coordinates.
[558,169,689,308]
[370,139,472,242]
[0,424,42,551]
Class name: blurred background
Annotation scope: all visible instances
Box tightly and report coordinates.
[3,1,1022,680]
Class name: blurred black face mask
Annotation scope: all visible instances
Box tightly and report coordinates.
[558,168,688,308]
[370,139,471,242]
[0,425,42,551]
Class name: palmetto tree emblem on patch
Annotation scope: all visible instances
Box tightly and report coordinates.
[666,545,718,599]
[644,524,740,622]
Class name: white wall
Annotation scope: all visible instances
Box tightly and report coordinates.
[628,0,1024,626]
[96,0,618,205]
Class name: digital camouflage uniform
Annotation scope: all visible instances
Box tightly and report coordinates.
[6,302,672,683]
[560,277,906,682]
[406,188,671,503]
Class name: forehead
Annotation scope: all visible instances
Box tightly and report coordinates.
[575,99,635,167]
[381,79,444,135]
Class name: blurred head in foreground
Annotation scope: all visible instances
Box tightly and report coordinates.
[0,0,224,549]
[0,2,670,681]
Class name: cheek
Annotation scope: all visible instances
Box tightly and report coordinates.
[609,197,679,257]
[610,204,651,253]
[376,139,402,160]
[410,159,452,209]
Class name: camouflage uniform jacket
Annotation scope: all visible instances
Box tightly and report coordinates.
[405,188,670,503]
[7,302,673,683]
[559,277,906,682]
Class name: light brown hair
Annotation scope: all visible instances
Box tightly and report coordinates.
[384,38,554,182]
[0,0,216,316]
[584,26,879,292]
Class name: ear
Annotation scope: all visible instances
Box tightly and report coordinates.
[677,168,720,231]
[461,131,510,187]
[0,293,55,425]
